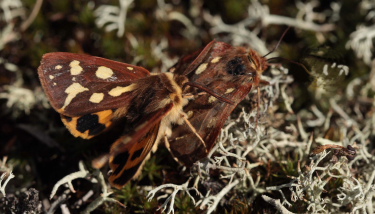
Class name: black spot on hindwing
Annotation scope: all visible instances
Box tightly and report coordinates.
[76,114,106,135]
[226,57,246,76]
[112,151,130,175]
[131,148,144,161]
[112,163,142,186]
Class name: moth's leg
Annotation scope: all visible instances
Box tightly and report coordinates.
[184,82,234,104]
[182,92,207,99]
[164,135,169,146]
[256,86,261,127]
[180,113,208,151]
[255,80,269,126]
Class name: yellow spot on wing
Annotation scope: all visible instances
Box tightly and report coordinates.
[187,110,194,119]
[211,57,221,63]
[127,67,134,70]
[69,60,83,75]
[195,63,208,75]
[225,88,235,94]
[108,84,137,97]
[49,75,54,80]
[55,65,62,70]
[208,96,217,103]
[62,83,89,110]
[89,93,104,103]
[96,66,114,79]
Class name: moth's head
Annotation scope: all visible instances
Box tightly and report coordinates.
[225,49,268,81]
[248,49,268,74]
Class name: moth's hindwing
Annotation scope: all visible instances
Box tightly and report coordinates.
[109,103,174,188]
[168,41,269,166]
[60,109,114,139]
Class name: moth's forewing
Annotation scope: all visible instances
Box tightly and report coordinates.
[38,51,189,188]
[169,41,268,166]
[38,53,150,117]
[38,53,154,139]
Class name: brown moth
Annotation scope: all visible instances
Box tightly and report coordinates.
[167,41,268,166]
[312,144,356,161]
[38,41,268,188]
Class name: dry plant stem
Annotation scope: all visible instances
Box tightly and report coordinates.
[20,0,43,31]
[47,190,70,214]
[0,171,15,196]
[147,179,201,214]
[95,0,134,37]
[198,179,239,214]
[262,15,335,32]
[49,161,124,213]
[50,161,89,199]
[262,195,295,214]
[82,172,126,214]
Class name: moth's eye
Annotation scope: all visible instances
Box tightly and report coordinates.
[226,57,246,76]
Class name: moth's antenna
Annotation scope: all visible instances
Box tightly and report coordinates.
[184,82,234,104]
[263,27,291,58]
[267,56,312,75]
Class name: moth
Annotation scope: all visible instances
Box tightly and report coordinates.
[38,41,268,188]
[311,144,356,161]
[167,41,269,166]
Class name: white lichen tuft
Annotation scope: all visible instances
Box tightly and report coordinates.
[48,161,124,213]
[94,0,134,37]
[203,0,336,55]
[0,157,14,197]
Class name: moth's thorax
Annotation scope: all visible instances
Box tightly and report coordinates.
[156,73,189,146]
[159,73,188,118]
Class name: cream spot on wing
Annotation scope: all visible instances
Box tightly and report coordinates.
[211,57,221,63]
[96,66,114,79]
[208,96,217,103]
[195,63,208,75]
[225,88,235,94]
[127,67,134,70]
[175,135,188,141]
[53,82,57,86]
[135,122,147,132]
[89,93,104,103]
[187,110,194,119]
[108,84,137,97]
[55,65,62,70]
[72,77,76,81]
[62,83,89,110]
[123,136,132,144]
[207,118,215,128]
[69,60,83,75]
[49,75,54,80]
